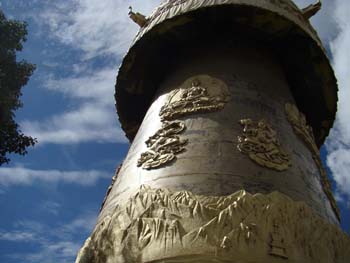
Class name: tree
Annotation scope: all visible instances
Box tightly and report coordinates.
[0,9,36,165]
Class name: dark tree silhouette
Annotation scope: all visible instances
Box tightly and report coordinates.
[0,9,36,165]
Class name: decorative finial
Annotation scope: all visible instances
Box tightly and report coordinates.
[301,0,322,20]
[128,6,148,27]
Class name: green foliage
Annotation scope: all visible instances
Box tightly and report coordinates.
[0,9,36,165]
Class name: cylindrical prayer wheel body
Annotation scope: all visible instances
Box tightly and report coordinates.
[75,1,350,263]
[100,45,338,225]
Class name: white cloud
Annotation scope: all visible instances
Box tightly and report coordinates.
[294,0,339,42]
[2,212,97,263]
[14,221,46,234]
[44,68,116,104]
[17,0,350,201]
[0,167,110,186]
[293,1,350,202]
[21,68,127,144]
[7,241,80,263]
[327,149,350,195]
[20,241,81,263]
[325,0,350,200]
[0,231,36,242]
[21,102,125,144]
[39,0,159,59]
[28,0,337,147]
[62,214,96,233]
[20,0,161,145]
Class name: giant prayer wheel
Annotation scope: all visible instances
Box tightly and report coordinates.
[76,1,350,262]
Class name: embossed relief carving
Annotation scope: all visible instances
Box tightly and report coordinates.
[159,75,230,121]
[151,0,302,22]
[269,223,288,259]
[237,119,291,171]
[137,121,188,170]
[76,186,350,263]
[285,103,317,154]
[285,103,340,220]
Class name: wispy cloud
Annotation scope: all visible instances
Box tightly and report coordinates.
[18,0,161,145]
[0,231,36,242]
[21,68,127,144]
[294,0,339,42]
[38,0,158,59]
[44,67,116,104]
[0,167,110,186]
[59,214,97,237]
[1,212,97,263]
[18,241,81,263]
[40,201,62,215]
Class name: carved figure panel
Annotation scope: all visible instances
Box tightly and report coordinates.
[159,75,230,121]
[237,119,291,171]
[138,121,188,169]
[285,103,340,220]
[76,186,350,263]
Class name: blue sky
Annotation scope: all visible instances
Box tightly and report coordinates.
[0,1,349,262]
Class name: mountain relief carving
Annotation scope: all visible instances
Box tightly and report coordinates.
[76,186,350,263]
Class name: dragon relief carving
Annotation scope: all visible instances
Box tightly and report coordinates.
[237,119,291,171]
[159,75,230,121]
[76,185,350,263]
[285,103,340,221]
[137,121,188,170]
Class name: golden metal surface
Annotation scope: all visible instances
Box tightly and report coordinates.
[285,103,340,220]
[237,119,291,171]
[159,75,230,121]
[100,164,122,211]
[76,186,350,263]
[77,1,345,262]
[134,0,321,46]
[116,0,338,145]
[269,223,288,259]
[137,121,188,169]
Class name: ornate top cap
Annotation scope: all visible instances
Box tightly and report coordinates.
[115,0,337,147]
